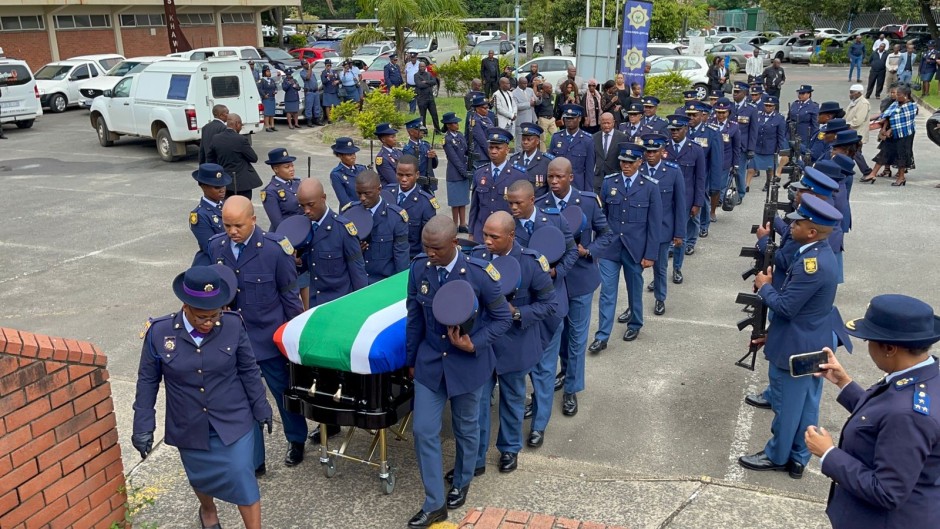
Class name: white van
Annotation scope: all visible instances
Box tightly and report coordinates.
[89,58,263,161]
[169,46,262,61]
[67,54,125,74]
[34,59,107,112]
[0,57,43,131]
[79,56,182,107]
[406,34,460,63]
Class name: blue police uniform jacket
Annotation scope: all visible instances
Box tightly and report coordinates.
[688,122,725,193]
[509,149,553,197]
[471,242,558,374]
[330,163,367,208]
[641,161,687,244]
[808,128,832,163]
[732,101,758,149]
[300,68,318,91]
[757,239,838,370]
[787,99,819,149]
[642,115,669,136]
[294,209,368,306]
[599,172,664,264]
[406,253,512,396]
[468,161,528,242]
[665,138,707,211]
[749,111,788,156]
[282,79,300,103]
[133,312,272,450]
[920,49,939,74]
[822,359,940,529]
[514,207,580,330]
[259,77,277,100]
[619,121,645,142]
[190,198,224,266]
[261,176,302,232]
[549,129,595,192]
[535,189,615,297]
[343,200,410,282]
[321,69,339,96]
[469,113,494,167]
[208,229,302,362]
[375,146,402,187]
[831,178,852,233]
[384,62,404,87]
[442,131,469,182]
[382,184,439,257]
[402,139,439,180]
[713,119,741,172]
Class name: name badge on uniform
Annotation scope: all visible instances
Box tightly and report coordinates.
[738,117,749,124]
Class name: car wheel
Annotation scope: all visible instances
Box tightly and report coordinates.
[156,128,178,162]
[96,116,114,147]
[50,94,67,113]
[775,51,784,61]
[693,84,708,100]
[15,120,34,129]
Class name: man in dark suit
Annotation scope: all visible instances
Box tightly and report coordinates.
[198,104,228,164]
[866,43,889,99]
[207,114,263,199]
[481,51,500,98]
[593,112,627,192]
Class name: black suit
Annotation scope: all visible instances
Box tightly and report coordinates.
[207,128,262,198]
[481,57,500,97]
[867,50,889,99]
[198,119,227,164]
[592,129,627,192]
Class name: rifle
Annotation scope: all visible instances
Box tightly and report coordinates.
[368,139,374,170]
[307,156,311,178]
[417,129,439,191]
[465,111,476,175]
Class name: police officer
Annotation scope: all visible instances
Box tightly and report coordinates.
[640,134,686,316]
[640,96,669,135]
[383,53,405,90]
[405,216,511,528]
[550,104,595,193]
[344,170,410,283]
[787,84,818,150]
[190,163,230,266]
[441,112,470,232]
[618,103,645,141]
[829,153,856,230]
[509,122,554,196]
[792,165,845,283]
[258,66,278,132]
[402,118,439,193]
[685,101,723,241]
[300,59,322,127]
[674,89,699,115]
[747,96,788,192]
[807,102,845,163]
[329,137,367,209]
[375,122,403,187]
[260,148,302,231]
[321,59,340,123]
[471,211,557,475]
[712,98,741,212]
[468,95,495,169]
[811,117,849,165]
[731,82,757,200]
[467,127,528,242]
[738,195,842,480]
[383,153,440,258]
[749,83,767,106]
[592,144,663,347]
[207,196,306,471]
[663,114,705,283]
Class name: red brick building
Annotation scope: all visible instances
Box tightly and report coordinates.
[0,0,298,71]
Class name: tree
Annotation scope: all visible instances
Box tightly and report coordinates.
[340,0,468,57]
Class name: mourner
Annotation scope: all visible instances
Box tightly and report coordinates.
[190,164,230,267]
[344,170,410,283]
[467,127,528,242]
[441,112,470,232]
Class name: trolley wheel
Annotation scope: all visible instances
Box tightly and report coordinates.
[322,458,336,478]
[381,472,396,495]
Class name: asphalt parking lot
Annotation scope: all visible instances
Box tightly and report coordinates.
[2,65,939,528]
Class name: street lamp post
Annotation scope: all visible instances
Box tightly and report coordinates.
[514,1,520,70]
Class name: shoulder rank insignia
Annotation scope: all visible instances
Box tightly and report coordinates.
[543,152,555,160]
[914,387,930,415]
[260,191,267,202]
[277,189,286,199]
[818,132,825,140]
[345,222,358,236]
[139,319,152,339]
[279,238,294,255]
[803,257,817,274]
[340,202,353,212]
[895,377,917,389]
[537,255,550,272]
[643,174,659,185]
[399,209,409,222]
[484,263,501,281]
[190,212,198,225]
[375,156,383,166]
[429,197,440,209]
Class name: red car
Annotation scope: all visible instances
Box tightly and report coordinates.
[289,47,340,64]
[360,53,439,95]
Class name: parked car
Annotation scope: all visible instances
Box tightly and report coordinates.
[647,44,683,57]
[789,38,831,64]
[891,32,933,52]
[465,40,516,59]
[306,38,343,51]
[90,58,262,161]
[647,55,710,100]
[79,56,180,107]
[844,27,874,39]
[731,36,770,47]
[67,54,125,74]
[361,54,438,94]
[708,43,770,69]
[474,30,508,45]
[814,27,842,38]
[169,46,262,61]
[879,25,904,39]
[762,36,800,62]
[351,42,396,68]
[35,59,107,113]
[715,26,744,34]
[406,34,460,64]
[257,47,304,71]
[0,56,43,130]
[513,56,577,90]
[290,47,340,64]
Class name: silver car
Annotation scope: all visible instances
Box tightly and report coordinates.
[789,39,823,64]
[762,36,800,62]
[708,43,770,70]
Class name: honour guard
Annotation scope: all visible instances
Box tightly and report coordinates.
[509,122,553,196]
[663,114,705,281]
[674,89,700,115]
[343,170,410,283]
[467,127,528,242]
[329,137,367,209]
[190,163,230,266]
[712,98,741,211]
[808,104,846,163]
[618,103,645,141]
[383,153,440,258]
[641,96,670,135]
[731,82,757,200]
[549,104,595,193]
[402,118,439,193]
[685,101,723,240]
[787,84,819,150]
[260,148,302,232]
[442,112,471,233]
[747,95,788,192]
[468,94,494,169]
[375,123,403,186]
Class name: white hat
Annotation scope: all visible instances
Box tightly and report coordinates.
[850,84,864,92]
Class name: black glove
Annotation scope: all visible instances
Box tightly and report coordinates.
[132,431,154,459]
[260,416,273,435]
[746,151,755,160]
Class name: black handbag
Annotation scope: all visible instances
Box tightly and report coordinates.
[722,168,738,212]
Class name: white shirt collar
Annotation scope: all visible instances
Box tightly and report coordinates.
[369,197,384,216]
[522,208,537,224]
[886,357,937,384]
[553,188,573,207]
[201,196,222,209]
[438,250,460,274]
[399,186,415,199]
[492,160,508,174]
[312,207,330,225]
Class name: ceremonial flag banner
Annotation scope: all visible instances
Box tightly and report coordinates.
[621,0,653,90]
[275,271,408,374]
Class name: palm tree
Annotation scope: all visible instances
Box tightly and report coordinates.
[340,0,468,57]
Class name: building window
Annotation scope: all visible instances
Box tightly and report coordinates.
[54,14,111,29]
[178,13,214,26]
[120,14,165,28]
[0,15,45,31]
[221,13,255,24]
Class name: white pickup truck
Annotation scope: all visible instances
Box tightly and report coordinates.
[89,58,262,161]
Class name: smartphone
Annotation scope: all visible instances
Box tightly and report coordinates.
[789,350,829,377]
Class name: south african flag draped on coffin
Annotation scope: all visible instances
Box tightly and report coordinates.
[274,271,408,374]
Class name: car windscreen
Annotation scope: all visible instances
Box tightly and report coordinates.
[407,37,431,49]
[0,64,32,86]
[370,57,391,69]
[263,48,294,60]
[767,37,788,45]
[107,61,143,77]
[355,46,383,56]
[35,65,71,80]
[126,62,157,75]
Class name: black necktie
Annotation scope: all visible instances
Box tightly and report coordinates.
[235,243,245,260]
[398,192,406,206]
[524,220,534,235]
[437,267,447,284]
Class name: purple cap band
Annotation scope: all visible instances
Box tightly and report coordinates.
[183,284,222,298]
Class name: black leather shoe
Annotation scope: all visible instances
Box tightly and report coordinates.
[646,281,654,292]
[654,300,665,315]
[787,460,805,479]
[444,465,485,483]
[284,441,305,466]
[498,452,518,473]
[527,430,544,447]
[523,399,534,419]
[407,506,448,528]
[622,328,640,341]
[744,393,771,409]
[673,269,683,284]
[588,339,607,354]
[617,308,632,323]
[255,463,266,477]
[446,485,469,509]
[562,393,578,416]
[308,424,341,444]
[554,372,565,392]
[685,245,695,255]
[738,451,787,472]
[699,228,708,238]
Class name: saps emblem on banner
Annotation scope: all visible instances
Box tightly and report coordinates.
[620,0,653,90]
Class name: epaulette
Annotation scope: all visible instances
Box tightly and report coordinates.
[540,207,561,215]
[642,174,659,185]
[664,161,679,169]
[392,204,409,222]
[140,314,169,339]
[580,190,601,207]
[332,212,358,237]
[603,172,620,179]
[189,211,199,225]
[542,152,555,160]
[341,201,360,212]
[208,232,228,242]
[706,123,719,131]
[467,256,501,281]
[512,164,526,173]
[263,231,294,254]
[912,382,930,415]
[412,252,428,263]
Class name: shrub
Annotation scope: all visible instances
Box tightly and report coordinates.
[330,90,408,139]
[330,100,359,122]
[644,70,691,104]
[810,39,849,64]
[287,34,306,49]
[388,84,415,103]
[436,54,515,95]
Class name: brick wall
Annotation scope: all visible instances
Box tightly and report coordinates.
[184,26,219,49]
[222,24,260,47]
[0,328,126,529]
[0,31,51,72]
[56,29,117,60]
[122,27,171,58]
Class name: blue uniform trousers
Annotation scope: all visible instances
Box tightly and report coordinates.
[530,322,563,432]
[672,216,700,270]
[252,357,309,466]
[304,92,322,122]
[697,203,711,234]
[413,380,483,511]
[560,292,592,394]
[652,242,674,302]
[736,152,749,200]
[476,370,527,466]
[596,249,644,340]
[764,363,822,466]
